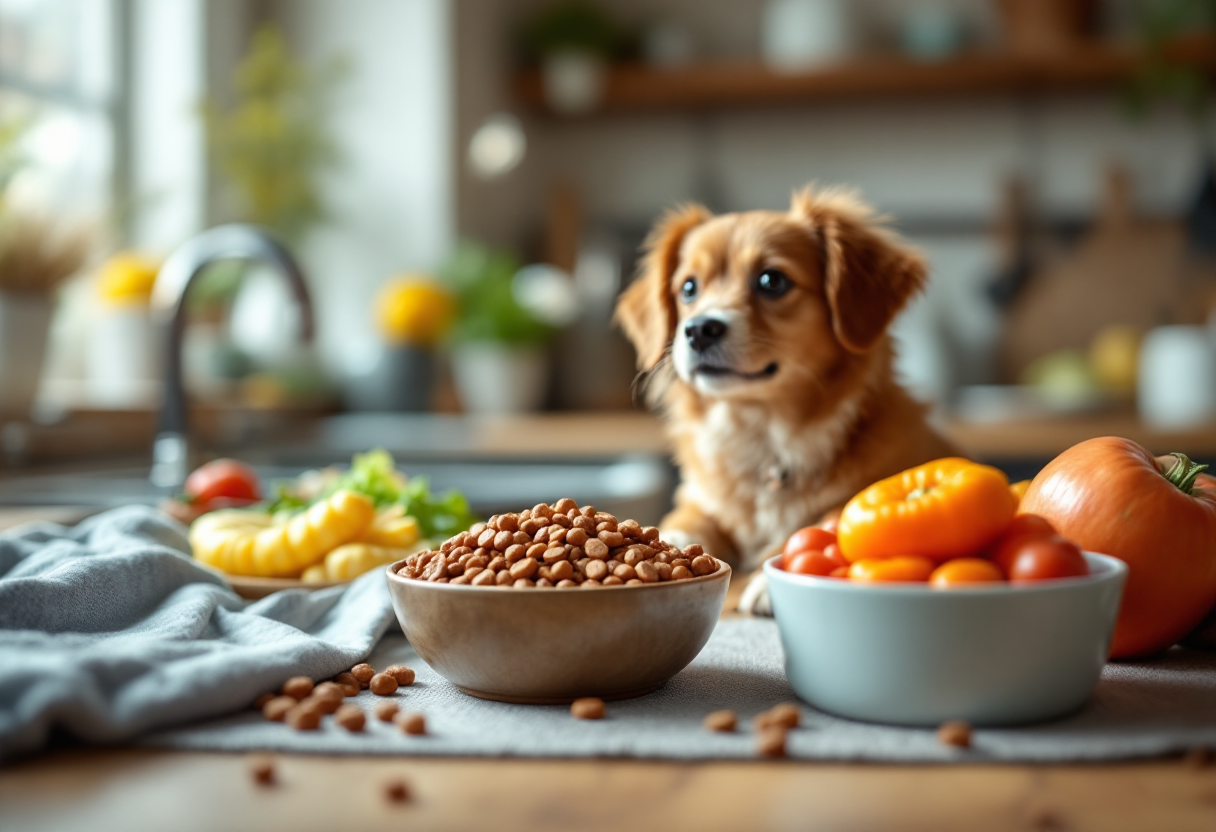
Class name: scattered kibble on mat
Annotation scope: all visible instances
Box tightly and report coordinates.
[384,778,412,803]
[754,703,800,731]
[384,665,416,686]
[370,672,399,695]
[374,700,400,722]
[395,711,426,735]
[937,720,972,749]
[756,727,787,758]
[334,672,361,696]
[262,696,296,722]
[395,498,720,588]
[703,710,737,733]
[248,755,276,786]
[285,705,320,731]
[335,704,366,732]
[281,676,314,700]
[350,663,375,687]
[571,697,606,720]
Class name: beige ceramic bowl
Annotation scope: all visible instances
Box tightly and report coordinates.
[385,559,731,703]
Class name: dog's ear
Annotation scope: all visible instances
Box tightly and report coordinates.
[792,186,927,354]
[615,203,711,370]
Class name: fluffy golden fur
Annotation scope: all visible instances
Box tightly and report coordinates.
[616,185,957,574]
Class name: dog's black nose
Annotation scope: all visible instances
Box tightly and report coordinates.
[685,317,728,352]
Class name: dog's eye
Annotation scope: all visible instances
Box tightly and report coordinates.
[680,278,698,303]
[756,269,791,298]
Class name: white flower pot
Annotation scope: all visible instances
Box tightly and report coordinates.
[0,291,54,417]
[452,345,549,415]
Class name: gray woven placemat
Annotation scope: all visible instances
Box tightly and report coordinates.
[140,617,1216,762]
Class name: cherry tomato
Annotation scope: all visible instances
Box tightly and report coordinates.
[848,556,936,583]
[184,459,260,508]
[1004,536,1089,582]
[929,558,1006,588]
[785,543,848,576]
[782,526,838,569]
[990,514,1058,575]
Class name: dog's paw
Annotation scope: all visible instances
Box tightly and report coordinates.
[737,571,773,617]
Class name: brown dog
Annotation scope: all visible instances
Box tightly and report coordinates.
[615,185,957,612]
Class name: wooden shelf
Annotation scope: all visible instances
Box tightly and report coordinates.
[514,36,1216,114]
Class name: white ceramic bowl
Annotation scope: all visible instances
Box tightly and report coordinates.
[764,552,1127,726]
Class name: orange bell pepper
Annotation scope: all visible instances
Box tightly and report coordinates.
[837,458,1015,563]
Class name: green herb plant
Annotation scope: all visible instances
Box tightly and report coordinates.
[443,240,554,346]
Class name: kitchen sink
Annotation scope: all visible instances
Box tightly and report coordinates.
[0,455,677,527]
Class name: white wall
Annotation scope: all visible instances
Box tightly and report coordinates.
[274,0,455,377]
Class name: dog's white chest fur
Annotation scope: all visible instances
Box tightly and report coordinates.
[678,398,861,566]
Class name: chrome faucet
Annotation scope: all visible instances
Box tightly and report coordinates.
[148,224,314,490]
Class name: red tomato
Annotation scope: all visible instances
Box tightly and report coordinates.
[785,543,848,576]
[782,526,838,569]
[929,558,1006,588]
[1020,438,1216,657]
[1003,536,1089,582]
[184,459,260,508]
[848,556,936,583]
[990,514,1058,575]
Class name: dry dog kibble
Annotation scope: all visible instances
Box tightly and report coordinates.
[350,663,375,687]
[384,665,416,686]
[307,693,342,715]
[756,727,787,758]
[254,693,275,710]
[755,703,800,731]
[395,711,426,735]
[262,696,297,722]
[937,720,972,749]
[281,676,314,700]
[334,672,361,697]
[335,704,366,732]
[374,700,400,722]
[571,697,606,720]
[384,778,411,803]
[248,755,276,787]
[395,501,720,589]
[285,704,321,731]
[704,710,737,733]
[370,672,399,695]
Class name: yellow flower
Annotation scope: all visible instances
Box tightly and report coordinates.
[375,276,456,347]
[97,252,160,306]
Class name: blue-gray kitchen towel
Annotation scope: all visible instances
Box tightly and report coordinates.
[0,506,395,761]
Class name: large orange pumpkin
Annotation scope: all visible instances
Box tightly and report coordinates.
[1019,436,1216,658]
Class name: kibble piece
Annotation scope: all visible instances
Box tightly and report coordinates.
[756,727,787,758]
[937,720,972,749]
[254,692,275,710]
[755,703,800,731]
[495,569,514,586]
[571,697,605,720]
[671,565,694,581]
[384,778,411,803]
[602,575,624,586]
[281,676,314,701]
[635,561,659,583]
[307,693,342,714]
[585,559,609,581]
[335,704,366,732]
[396,711,426,735]
[509,557,538,580]
[472,569,496,586]
[584,538,609,559]
[374,700,400,722]
[513,578,535,588]
[553,497,578,513]
[350,663,375,687]
[262,695,297,722]
[691,555,718,576]
[335,672,361,696]
[285,705,321,731]
[598,531,625,548]
[704,710,737,733]
[384,665,416,686]
[248,755,276,786]
[313,681,344,701]
[370,673,399,695]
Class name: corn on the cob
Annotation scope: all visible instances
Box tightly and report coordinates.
[355,505,421,549]
[190,489,375,578]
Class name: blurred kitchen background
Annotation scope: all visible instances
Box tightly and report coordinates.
[1,0,1215,513]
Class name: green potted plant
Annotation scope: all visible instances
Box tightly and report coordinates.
[518,1,623,114]
[443,241,555,414]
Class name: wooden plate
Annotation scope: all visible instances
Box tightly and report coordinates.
[226,575,349,600]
